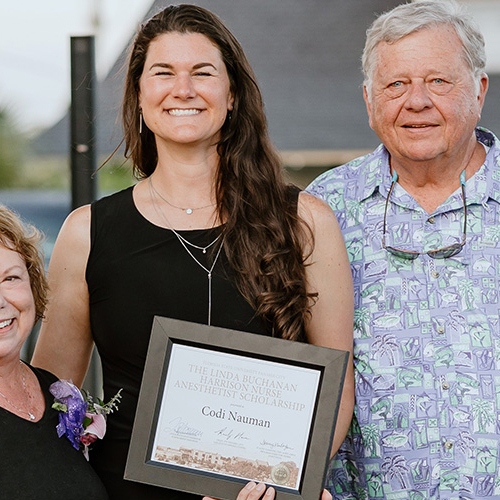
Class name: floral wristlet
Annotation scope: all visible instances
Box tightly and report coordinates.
[50,379,122,460]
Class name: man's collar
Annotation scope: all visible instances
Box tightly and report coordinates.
[352,144,391,203]
[353,127,500,205]
[468,127,500,205]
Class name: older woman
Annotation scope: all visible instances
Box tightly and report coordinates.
[0,204,108,498]
[32,4,354,499]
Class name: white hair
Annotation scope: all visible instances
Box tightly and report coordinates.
[363,0,486,98]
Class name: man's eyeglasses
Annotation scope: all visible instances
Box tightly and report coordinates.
[382,169,467,260]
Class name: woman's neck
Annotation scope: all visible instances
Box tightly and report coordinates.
[153,143,219,204]
[0,358,24,390]
[133,143,222,231]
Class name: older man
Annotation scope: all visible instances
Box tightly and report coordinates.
[308,1,499,498]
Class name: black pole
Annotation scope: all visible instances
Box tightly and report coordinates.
[70,36,97,210]
[70,36,101,396]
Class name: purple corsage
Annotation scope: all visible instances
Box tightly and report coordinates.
[50,380,122,460]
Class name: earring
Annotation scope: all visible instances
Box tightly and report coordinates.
[139,109,143,134]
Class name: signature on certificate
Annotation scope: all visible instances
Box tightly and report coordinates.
[166,417,203,438]
[260,439,293,452]
[215,426,250,441]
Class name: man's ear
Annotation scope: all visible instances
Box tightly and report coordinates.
[476,73,489,121]
[363,85,374,130]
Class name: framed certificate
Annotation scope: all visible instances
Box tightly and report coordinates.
[125,316,349,499]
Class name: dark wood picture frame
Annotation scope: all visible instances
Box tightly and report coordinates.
[125,316,348,499]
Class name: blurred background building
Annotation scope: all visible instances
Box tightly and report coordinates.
[29,0,500,189]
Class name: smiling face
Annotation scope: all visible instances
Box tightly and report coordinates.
[138,32,234,150]
[0,244,36,362]
[364,25,488,170]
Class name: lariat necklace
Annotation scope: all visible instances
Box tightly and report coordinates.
[150,178,216,216]
[0,361,36,420]
[149,178,225,325]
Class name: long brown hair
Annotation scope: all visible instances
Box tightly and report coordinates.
[122,4,316,340]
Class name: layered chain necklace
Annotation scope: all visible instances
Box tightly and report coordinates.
[151,181,216,216]
[0,360,36,420]
[149,177,224,325]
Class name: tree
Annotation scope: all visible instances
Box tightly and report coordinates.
[471,399,495,434]
[381,454,410,491]
[354,307,371,339]
[372,333,399,365]
[0,105,23,186]
[362,423,381,458]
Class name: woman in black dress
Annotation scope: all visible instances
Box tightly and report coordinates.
[0,205,108,499]
[33,5,353,499]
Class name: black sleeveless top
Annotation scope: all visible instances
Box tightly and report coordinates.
[87,186,285,499]
[0,365,108,499]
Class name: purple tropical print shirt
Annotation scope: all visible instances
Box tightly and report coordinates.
[307,128,500,499]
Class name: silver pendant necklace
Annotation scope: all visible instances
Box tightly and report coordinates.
[149,177,216,215]
[149,178,225,325]
[0,361,36,420]
[149,178,221,253]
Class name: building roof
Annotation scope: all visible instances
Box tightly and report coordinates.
[32,0,500,165]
